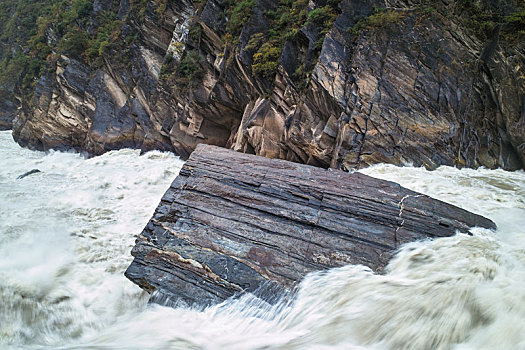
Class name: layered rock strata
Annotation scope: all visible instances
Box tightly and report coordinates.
[125,144,496,306]
[8,0,525,170]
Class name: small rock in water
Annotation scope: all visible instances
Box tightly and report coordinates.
[16,169,41,180]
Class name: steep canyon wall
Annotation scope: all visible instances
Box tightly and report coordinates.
[3,0,524,170]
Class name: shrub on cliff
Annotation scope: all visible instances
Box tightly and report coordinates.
[252,43,282,78]
[177,50,205,90]
[58,29,90,59]
[503,8,525,42]
[225,0,256,38]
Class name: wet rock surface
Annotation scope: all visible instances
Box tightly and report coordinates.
[7,0,524,170]
[0,97,17,130]
[16,169,41,180]
[125,144,496,306]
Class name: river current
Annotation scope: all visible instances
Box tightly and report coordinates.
[0,130,524,350]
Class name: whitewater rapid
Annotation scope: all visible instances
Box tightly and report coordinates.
[0,130,524,350]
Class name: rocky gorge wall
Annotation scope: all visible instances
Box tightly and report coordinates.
[5,0,525,170]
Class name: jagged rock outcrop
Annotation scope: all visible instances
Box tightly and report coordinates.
[125,144,496,306]
[8,0,525,170]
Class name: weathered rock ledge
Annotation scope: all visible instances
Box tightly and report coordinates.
[125,144,496,306]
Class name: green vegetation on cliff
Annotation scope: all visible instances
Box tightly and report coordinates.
[158,0,342,90]
[0,0,55,97]
[0,0,151,99]
[1,0,522,104]
[237,0,341,81]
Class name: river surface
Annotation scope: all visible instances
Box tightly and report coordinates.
[0,130,524,350]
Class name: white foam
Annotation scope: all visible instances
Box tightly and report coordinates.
[1,131,524,349]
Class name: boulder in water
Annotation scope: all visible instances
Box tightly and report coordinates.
[16,169,41,179]
[125,145,496,306]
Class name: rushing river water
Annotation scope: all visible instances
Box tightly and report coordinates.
[0,130,524,350]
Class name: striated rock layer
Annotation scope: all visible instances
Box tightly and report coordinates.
[125,144,496,306]
[9,0,525,170]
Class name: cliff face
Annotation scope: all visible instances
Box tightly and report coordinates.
[6,0,525,170]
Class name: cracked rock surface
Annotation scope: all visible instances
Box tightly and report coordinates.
[125,144,496,306]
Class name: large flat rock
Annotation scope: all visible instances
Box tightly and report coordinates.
[125,144,496,306]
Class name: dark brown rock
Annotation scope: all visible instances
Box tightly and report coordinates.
[125,144,496,306]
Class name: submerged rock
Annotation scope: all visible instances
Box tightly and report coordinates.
[16,169,41,180]
[125,145,496,306]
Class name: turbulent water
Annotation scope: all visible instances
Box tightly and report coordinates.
[1,130,524,350]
